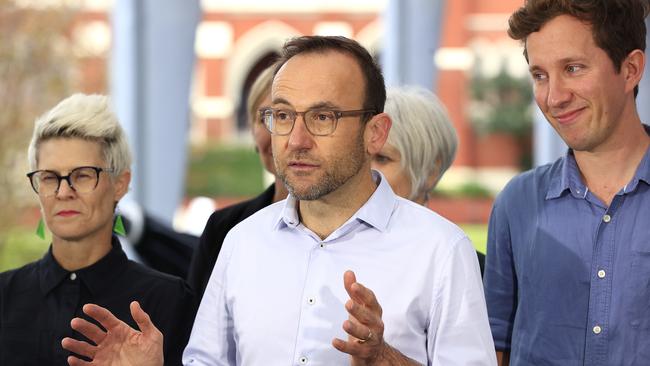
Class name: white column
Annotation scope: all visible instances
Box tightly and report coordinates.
[383,0,445,89]
[111,0,201,224]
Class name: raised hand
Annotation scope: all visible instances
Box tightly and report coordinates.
[331,270,385,364]
[61,301,164,366]
[332,270,422,366]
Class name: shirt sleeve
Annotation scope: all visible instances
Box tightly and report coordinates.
[182,231,237,366]
[483,195,517,351]
[427,235,497,365]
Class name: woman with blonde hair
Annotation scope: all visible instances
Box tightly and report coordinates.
[0,94,193,365]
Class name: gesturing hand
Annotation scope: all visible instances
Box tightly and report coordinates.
[332,270,386,365]
[61,301,164,366]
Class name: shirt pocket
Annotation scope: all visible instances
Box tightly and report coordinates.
[626,238,650,330]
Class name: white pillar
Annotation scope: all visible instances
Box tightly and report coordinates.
[383,0,445,89]
[111,0,201,223]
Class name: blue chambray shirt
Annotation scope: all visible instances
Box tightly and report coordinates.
[484,128,650,366]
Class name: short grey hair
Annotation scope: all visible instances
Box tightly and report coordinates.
[27,93,132,176]
[384,86,458,201]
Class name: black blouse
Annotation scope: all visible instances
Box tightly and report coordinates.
[0,237,194,366]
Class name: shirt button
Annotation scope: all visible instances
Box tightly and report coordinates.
[593,325,602,334]
[597,270,606,279]
[69,273,77,281]
[299,356,308,364]
[307,297,315,305]
[603,214,611,223]
[319,243,325,248]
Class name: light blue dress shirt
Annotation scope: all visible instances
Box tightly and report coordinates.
[484,132,650,365]
[183,171,495,365]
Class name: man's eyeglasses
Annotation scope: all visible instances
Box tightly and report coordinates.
[26,166,113,197]
[262,108,375,136]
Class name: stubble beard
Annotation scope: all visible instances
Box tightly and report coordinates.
[276,132,366,201]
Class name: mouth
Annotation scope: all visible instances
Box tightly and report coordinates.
[552,107,586,125]
[287,160,319,172]
[56,210,80,217]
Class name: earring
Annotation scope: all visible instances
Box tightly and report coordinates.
[35,217,46,240]
[113,214,127,236]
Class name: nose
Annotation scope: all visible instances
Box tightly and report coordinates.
[546,76,572,109]
[286,114,315,151]
[55,177,76,198]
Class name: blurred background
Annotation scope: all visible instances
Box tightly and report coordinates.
[0,0,556,270]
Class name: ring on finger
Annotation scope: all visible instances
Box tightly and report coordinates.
[356,330,373,344]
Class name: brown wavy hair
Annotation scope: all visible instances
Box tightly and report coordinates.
[509,0,649,95]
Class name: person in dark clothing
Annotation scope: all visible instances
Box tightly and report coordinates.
[0,94,193,366]
[372,86,486,274]
[187,64,288,301]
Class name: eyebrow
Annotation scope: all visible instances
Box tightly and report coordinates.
[271,99,341,110]
[529,56,586,72]
[528,65,543,73]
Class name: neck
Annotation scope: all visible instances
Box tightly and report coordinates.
[574,119,649,206]
[298,167,377,239]
[51,227,113,271]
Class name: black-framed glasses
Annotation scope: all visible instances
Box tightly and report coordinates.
[262,108,376,136]
[26,166,113,197]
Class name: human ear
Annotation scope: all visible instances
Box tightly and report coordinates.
[365,113,391,155]
[113,169,131,201]
[622,49,645,94]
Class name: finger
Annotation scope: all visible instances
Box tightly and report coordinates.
[61,337,96,359]
[67,355,92,366]
[332,337,352,354]
[350,281,378,307]
[349,282,382,316]
[345,299,377,325]
[343,270,357,299]
[130,301,160,337]
[332,337,374,359]
[342,319,373,343]
[70,317,106,345]
[82,303,123,331]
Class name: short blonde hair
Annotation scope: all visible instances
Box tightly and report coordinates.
[385,86,458,200]
[246,64,276,127]
[27,93,132,176]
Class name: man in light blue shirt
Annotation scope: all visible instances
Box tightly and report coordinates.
[484,1,650,365]
[62,36,495,366]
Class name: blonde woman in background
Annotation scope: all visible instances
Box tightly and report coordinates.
[0,94,193,365]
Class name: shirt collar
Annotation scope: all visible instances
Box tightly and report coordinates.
[624,141,650,192]
[546,150,586,200]
[38,236,129,296]
[275,170,397,233]
[546,124,650,199]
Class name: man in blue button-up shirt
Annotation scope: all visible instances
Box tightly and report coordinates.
[484,1,650,365]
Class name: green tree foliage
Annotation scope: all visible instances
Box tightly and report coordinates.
[469,70,533,137]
